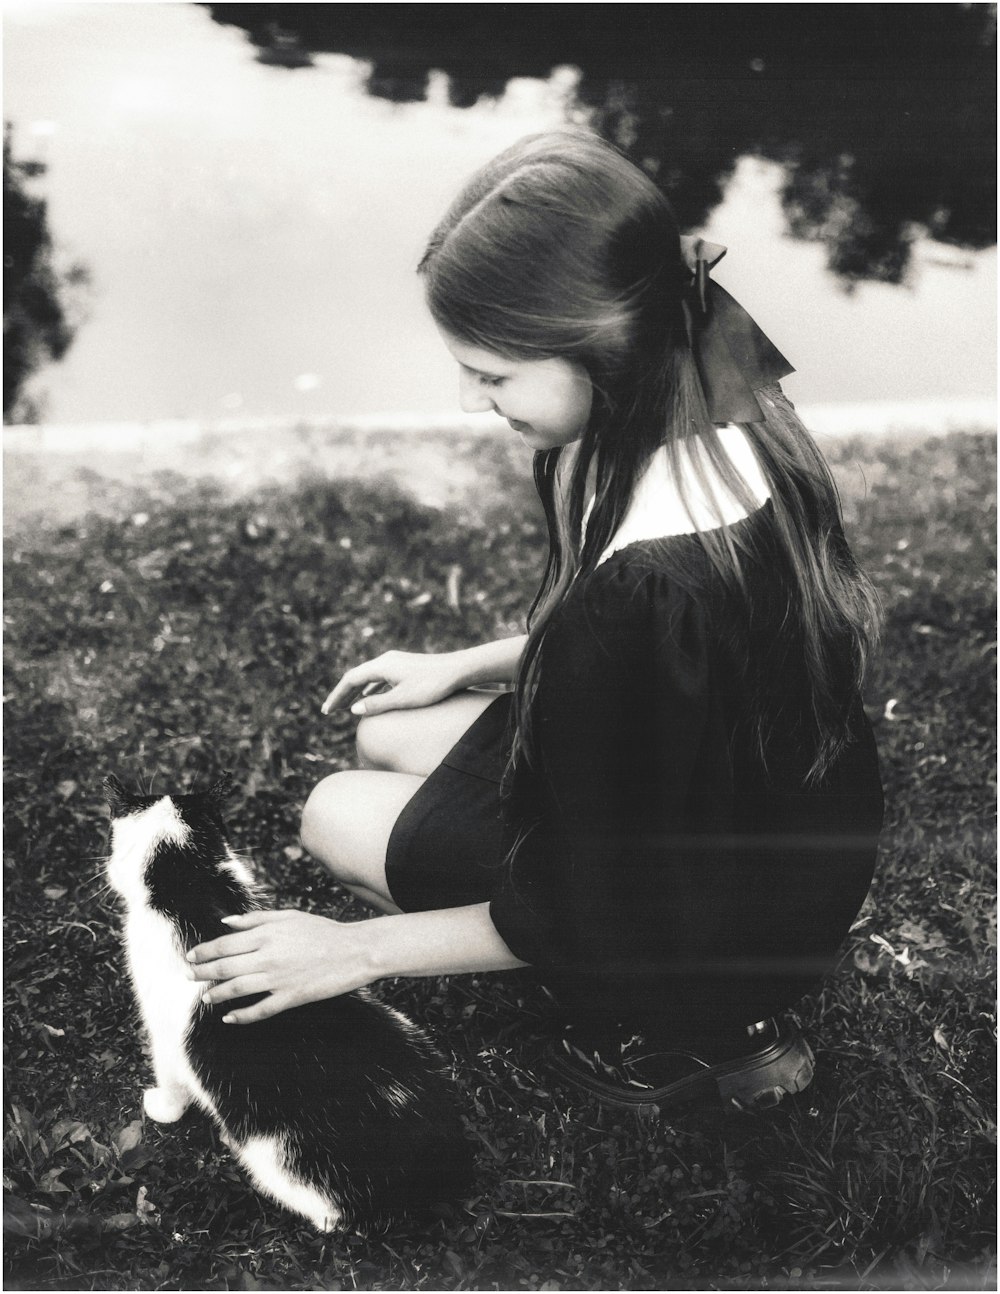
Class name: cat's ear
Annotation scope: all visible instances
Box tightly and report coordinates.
[208,772,234,803]
[103,775,136,817]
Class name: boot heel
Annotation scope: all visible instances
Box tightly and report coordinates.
[716,1034,815,1112]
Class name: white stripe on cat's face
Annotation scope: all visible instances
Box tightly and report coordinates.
[107,797,191,906]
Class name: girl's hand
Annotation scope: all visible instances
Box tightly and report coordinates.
[321,649,465,717]
[186,911,379,1024]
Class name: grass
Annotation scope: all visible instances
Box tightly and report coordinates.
[3,429,996,1291]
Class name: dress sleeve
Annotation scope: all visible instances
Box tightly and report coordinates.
[488,560,712,1006]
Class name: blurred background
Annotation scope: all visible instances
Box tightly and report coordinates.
[3,1,996,439]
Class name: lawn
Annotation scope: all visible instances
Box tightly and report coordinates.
[4,429,996,1291]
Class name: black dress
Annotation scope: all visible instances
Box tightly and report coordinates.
[385,503,884,1036]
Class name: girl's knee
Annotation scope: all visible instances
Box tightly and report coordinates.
[300,770,359,857]
[355,711,402,771]
[356,694,492,776]
[299,768,416,901]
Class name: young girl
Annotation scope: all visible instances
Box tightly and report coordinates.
[188,129,884,1111]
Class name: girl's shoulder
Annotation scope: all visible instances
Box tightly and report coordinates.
[584,425,771,567]
[579,497,778,600]
[561,501,787,663]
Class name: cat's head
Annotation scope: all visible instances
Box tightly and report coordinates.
[103,773,240,911]
[103,773,233,821]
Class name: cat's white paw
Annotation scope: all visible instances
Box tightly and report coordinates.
[143,1086,189,1123]
[309,1208,343,1233]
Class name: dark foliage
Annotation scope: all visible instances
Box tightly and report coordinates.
[205,2,996,285]
[3,431,996,1289]
[3,124,88,424]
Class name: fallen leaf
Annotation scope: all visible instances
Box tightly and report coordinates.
[135,1185,158,1218]
[103,1212,140,1232]
[121,1144,155,1173]
[3,1193,53,1239]
[898,919,947,950]
[113,1121,143,1155]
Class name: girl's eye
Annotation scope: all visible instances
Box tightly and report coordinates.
[478,374,505,389]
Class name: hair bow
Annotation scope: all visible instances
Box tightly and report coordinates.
[679,236,794,424]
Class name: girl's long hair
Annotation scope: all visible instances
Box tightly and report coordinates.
[419,128,881,788]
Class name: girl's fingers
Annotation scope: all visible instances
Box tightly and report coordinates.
[188,953,257,982]
[351,686,406,717]
[321,675,362,715]
[201,974,270,1006]
[322,665,388,714]
[187,928,260,966]
[322,661,400,714]
[222,993,292,1026]
[221,910,297,927]
[320,685,352,715]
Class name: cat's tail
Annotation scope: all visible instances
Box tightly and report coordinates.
[234,1132,345,1233]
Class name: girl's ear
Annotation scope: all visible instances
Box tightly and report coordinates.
[103,775,135,817]
[208,772,234,803]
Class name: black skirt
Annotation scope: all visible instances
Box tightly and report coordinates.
[385,693,514,912]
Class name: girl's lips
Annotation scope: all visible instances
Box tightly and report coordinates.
[507,418,531,433]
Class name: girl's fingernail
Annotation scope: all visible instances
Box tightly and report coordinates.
[186,950,197,961]
[350,701,365,716]
[221,915,239,925]
[201,993,212,1005]
[222,1014,236,1024]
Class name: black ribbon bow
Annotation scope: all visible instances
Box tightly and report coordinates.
[680,236,795,424]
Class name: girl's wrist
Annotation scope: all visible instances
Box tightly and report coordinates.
[445,646,481,691]
[451,636,527,689]
[349,917,394,985]
[361,905,528,981]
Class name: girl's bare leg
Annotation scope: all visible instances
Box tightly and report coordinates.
[300,769,422,913]
[301,690,500,911]
[354,689,499,776]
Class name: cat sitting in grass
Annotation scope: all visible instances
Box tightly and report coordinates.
[104,773,472,1233]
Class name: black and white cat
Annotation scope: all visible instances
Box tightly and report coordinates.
[103,773,473,1233]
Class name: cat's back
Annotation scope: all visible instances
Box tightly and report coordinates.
[187,992,456,1117]
[187,993,474,1216]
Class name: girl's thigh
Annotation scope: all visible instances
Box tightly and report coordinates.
[300,769,425,909]
[355,688,501,777]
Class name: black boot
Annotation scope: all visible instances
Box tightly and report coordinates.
[545,1017,815,1113]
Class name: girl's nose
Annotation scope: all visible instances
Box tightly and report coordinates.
[458,371,496,415]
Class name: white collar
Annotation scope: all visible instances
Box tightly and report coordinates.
[585,425,771,567]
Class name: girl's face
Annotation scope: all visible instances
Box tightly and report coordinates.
[438,330,592,450]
